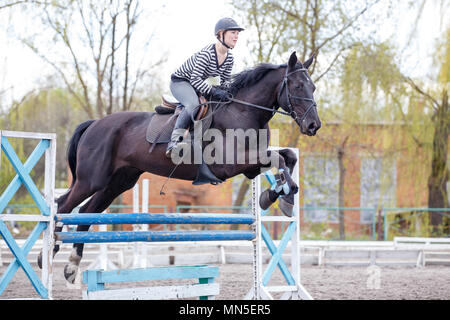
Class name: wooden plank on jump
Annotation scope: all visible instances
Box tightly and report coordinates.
[82,265,219,300]
[82,283,220,300]
[0,215,51,222]
[85,265,219,284]
[0,130,56,140]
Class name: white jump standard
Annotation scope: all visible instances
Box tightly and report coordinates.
[0,130,56,299]
[248,147,312,300]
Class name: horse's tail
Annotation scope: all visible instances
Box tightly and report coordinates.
[67,119,96,187]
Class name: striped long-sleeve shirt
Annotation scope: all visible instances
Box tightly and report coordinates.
[171,43,234,95]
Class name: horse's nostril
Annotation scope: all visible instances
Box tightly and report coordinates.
[308,121,317,131]
[306,121,319,136]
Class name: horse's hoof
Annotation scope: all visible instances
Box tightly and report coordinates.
[64,264,79,284]
[279,196,294,217]
[37,245,59,269]
[37,251,42,269]
[259,189,278,210]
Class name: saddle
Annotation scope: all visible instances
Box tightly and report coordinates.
[146,94,211,144]
[153,94,209,118]
[146,95,223,186]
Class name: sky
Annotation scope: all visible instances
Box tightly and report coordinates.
[0,0,251,104]
[0,0,447,106]
[149,0,251,70]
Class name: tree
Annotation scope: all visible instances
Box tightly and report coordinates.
[17,0,165,118]
[0,0,62,10]
[0,1,63,109]
[386,0,450,235]
[330,42,407,239]
[404,28,450,235]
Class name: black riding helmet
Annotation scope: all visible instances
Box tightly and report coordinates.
[214,18,244,49]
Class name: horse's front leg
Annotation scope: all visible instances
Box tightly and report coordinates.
[277,149,299,216]
[258,149,298,217]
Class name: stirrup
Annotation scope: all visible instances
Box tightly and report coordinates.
[165,141,177,158]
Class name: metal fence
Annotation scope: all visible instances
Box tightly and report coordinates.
[300,207,450,240]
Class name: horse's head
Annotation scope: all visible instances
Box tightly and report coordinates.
[277,52,321,136]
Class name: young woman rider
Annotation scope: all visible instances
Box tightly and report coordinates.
[166,17,244,158]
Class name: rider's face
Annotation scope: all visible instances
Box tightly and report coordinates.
[223,30,240,48]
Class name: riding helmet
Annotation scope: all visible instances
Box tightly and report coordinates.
[214,18,244,37]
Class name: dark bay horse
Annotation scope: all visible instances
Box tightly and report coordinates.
[40,52,321,282]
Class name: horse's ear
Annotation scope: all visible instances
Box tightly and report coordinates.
[303,53,315,69]
[288,52,298,70]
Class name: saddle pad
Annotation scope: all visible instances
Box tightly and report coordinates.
[146,113,175,144]
[146,107,213,145]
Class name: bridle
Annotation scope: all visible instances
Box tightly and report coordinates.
[229,66,317,123]
[276,67,317,123]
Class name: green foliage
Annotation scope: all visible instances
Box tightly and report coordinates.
[436,29,450,85]
[1,88,86,188]
[386,210,450,239]
[339,42,403,123]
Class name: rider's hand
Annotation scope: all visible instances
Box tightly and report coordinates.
[210,87,231,101]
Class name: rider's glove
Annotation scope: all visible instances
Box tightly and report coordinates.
[210,87,231,101]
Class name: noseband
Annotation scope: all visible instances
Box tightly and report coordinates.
[277,67,317,123]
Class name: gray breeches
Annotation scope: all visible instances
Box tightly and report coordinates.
[169,80,199,115]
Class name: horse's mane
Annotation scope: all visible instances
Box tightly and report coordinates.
[228,63,286,95]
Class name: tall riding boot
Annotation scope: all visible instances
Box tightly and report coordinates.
[165,109,192,158]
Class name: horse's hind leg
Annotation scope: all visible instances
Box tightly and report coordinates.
[64,167,142,283]
[37,180,96,269]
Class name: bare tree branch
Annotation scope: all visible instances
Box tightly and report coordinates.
[404,76,440,110]
[391,94,425,149]
[15,0,165,118]
[314,3,375,53]
[40,5,94,116]
[270,2,312,29]
[313,45,352,82]
[123,0,139,110]
[22,40,94,118]
[0,0,64,10]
